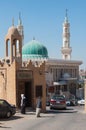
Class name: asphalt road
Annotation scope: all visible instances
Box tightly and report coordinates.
[0,106,86,130]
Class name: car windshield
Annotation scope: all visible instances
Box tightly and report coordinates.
[52,95,65,100]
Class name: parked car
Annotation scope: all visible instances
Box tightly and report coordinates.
[0,99,16,118]
[70,98,77,106]
[78,99,85,105]
[66,100,71,106]
[66,98,77,106]
[50,95,66,109]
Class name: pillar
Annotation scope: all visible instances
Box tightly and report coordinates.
[84,79,86,111]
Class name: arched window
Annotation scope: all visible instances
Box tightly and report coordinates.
[6,39,10,57]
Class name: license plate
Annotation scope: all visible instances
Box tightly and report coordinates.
[56,101,60,103]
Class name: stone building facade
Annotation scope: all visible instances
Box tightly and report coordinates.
[45,59,82,99]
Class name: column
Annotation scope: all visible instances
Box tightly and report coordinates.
[84,79,86,111]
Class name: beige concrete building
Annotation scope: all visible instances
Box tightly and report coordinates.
[45,59,82,99]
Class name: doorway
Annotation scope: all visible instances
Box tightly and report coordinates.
[69,84,76,96]
[25,82,32,107]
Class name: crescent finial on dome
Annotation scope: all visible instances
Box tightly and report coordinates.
[65,9,68,22]
[33,37,35,40]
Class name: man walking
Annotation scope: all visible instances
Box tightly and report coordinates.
[36,96,42,117]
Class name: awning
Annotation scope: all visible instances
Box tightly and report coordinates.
[53,81,67,86]
[60,77,77,81]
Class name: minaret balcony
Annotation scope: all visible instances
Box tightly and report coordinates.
[61,47,72,53]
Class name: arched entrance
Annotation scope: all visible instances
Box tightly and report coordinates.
[17,80,32,108]
[25,81,32,107]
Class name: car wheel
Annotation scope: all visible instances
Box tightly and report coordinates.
[64,107,66,110]
[6,111,12,118]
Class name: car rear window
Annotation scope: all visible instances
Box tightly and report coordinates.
[52,95,65,100]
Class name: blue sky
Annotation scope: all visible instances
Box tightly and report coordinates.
[0,0,86,69]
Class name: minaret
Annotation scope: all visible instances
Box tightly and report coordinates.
[17,13,24,46]
[5,24,22,64]
[61,9,72,60]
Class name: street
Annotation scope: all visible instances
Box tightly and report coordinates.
[0,106,86,130]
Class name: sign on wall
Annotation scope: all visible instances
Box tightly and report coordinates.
[17,71,32,79]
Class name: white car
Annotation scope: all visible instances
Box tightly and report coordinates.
[78,99,85,105]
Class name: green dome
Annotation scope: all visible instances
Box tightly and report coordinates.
[22,40,48,60]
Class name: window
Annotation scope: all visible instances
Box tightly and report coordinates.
[0,100,8,107]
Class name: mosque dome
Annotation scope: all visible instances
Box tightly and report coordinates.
[22,39,48,60]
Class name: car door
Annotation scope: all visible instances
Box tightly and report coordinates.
[0,100,9,117]
[0,100,5,117]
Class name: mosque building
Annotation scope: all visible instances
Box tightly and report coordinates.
[0,17,47,111]
[0,11,82,111]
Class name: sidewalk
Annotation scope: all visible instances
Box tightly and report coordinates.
[16,107,54,119]
[16,107,36,115]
